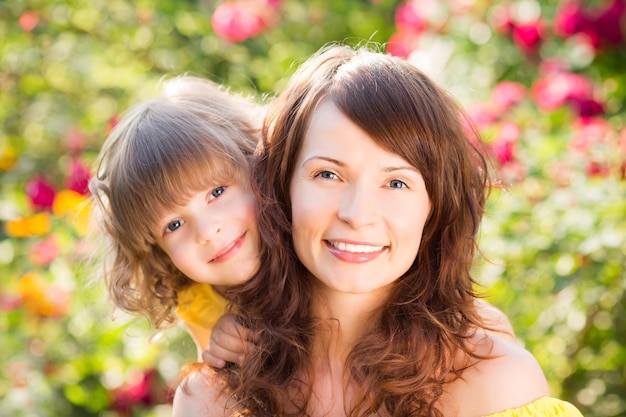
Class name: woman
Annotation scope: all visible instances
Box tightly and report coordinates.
[173,45,583,417]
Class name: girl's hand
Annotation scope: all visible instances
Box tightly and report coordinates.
[202,313,253,368]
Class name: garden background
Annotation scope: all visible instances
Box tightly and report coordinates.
[1,0,625,416]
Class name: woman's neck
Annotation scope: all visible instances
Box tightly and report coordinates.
[309,280,389,363]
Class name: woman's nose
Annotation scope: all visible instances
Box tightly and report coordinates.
[337,184,377,229]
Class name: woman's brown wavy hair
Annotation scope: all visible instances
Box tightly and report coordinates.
[224,44,493,416]
[89,76,262,330]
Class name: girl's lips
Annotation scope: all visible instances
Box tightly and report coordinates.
[324,240,387,263]
[210,232,246,263]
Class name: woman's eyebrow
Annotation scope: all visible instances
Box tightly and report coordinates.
[301,156,344,167]
[383,165,420,174]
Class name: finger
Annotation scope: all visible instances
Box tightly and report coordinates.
[202,343,242,366]
[211,328,247,354]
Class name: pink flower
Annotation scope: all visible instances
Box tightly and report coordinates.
[63,128,88,155]
[387,29,421,58]
[28,235,60,266]
[395,1,427,32]
[619,127,626,178]
[211,0,278,43]
[19,11,39,32]
[568,117,617,176]
[490,3,515,34]
[619,126,626,155]
[512,19,545,54]
[0,293,22,312]
[569,117,612,154]
[554,1,590,37]
[25,177,56,210]
[466,103,499,131]
[489,81,526,113]
[532,72,594,112]
[538,58,570,76]
[65,159,92,196]
[111,369,167,414]
[490,122,521,165]
[586,161,610,176]
[106,115,120,134]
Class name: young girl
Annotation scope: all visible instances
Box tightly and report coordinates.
[89,76,263,357]
[173,45,584,417]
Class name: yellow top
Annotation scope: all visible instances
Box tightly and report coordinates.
[176,283,229,351]
[484,397,584,417]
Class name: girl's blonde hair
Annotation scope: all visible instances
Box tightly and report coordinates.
[89,76,263,329]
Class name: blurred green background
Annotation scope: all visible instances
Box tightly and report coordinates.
[1,0,625,416]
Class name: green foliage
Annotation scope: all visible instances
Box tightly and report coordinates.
[1,0,625,416]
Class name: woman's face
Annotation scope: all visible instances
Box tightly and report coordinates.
[290,101,431,295]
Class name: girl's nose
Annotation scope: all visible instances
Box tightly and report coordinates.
[195,217,221,244]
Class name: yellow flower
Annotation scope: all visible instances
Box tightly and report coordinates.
[5,212,51,237]
[53,189,91,236]
[0,147,17,171]
[17,272,70,317]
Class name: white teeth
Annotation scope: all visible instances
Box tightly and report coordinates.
[328,241,384,253]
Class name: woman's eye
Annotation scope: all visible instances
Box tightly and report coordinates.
[165,219,184,234]
[210,186,225,199]
[389,179,407,189]
[316,171,338,180]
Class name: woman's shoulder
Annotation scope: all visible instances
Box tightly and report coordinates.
[444,335,551,417]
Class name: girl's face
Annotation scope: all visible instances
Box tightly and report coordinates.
[156,180,260,287]
[290,101,431,296]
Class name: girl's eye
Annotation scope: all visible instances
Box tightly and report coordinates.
[316,171,338,180]
[210,186,225,199]
[389,179,407,189]
[165,219,184,234]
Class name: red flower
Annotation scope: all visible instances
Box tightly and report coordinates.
[591,0,626,46]
[570,97,605,118]
[512,19,545,54]
[25,177,56,210]
[65,159,92,196]
[554,1,590,37]
[19,11,39,32]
